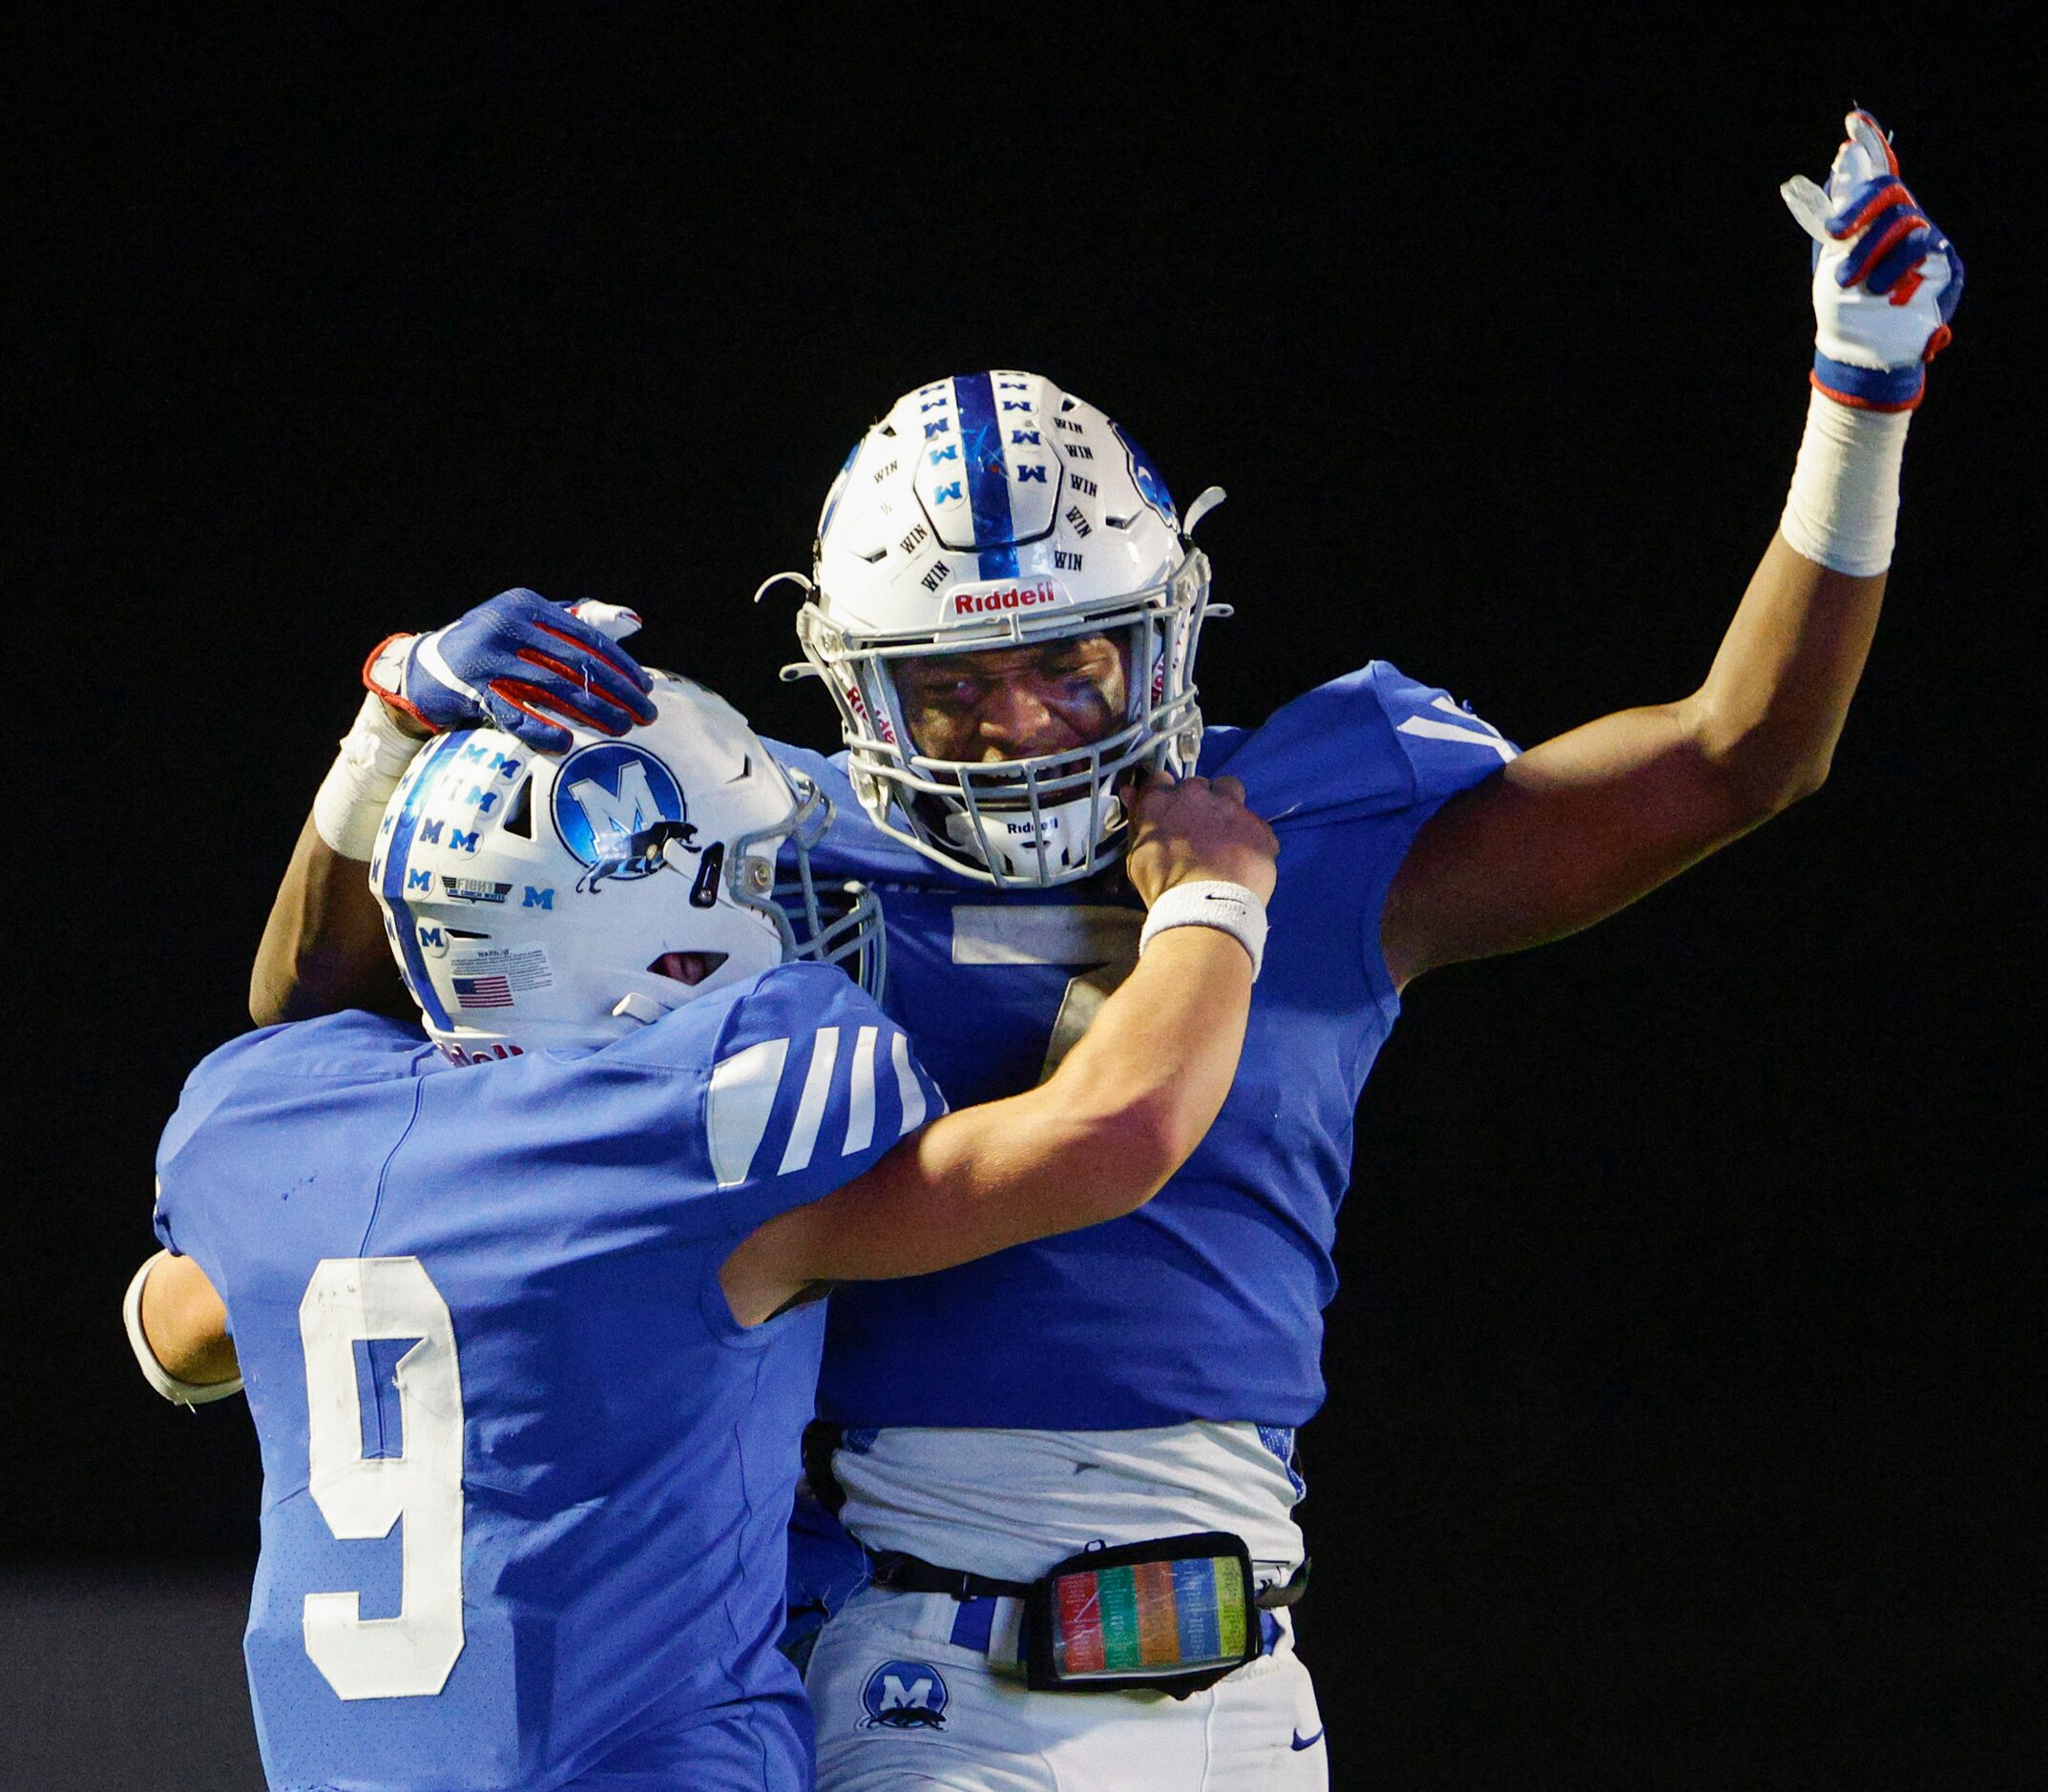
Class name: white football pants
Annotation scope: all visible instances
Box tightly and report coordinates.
[807,1585,1328,1791]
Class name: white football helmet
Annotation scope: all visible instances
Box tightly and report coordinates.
[778,370,1227,886]
[367,673,883,1063]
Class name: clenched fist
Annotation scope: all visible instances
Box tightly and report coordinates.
[1124,772,1280,908]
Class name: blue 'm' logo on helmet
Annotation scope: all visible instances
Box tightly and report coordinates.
[551,742,697,892]
[859,1658,949,1731]
[1112,422,1177,527]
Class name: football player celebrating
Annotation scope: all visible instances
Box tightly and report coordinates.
[129,671,1278,1791]
[245,113,1960,1788]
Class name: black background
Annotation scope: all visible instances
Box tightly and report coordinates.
[10,11,2039,1789]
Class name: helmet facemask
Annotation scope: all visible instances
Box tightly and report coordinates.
[787,369,1224,888]
[799,544,1215,888]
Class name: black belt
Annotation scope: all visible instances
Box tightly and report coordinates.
[867,1550,1034,1601]
[868,1547,1310,1610]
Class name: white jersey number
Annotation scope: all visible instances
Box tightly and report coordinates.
[299,1256,466,1700]
[951,905,1142,1081]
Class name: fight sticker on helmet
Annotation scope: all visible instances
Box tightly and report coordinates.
[440,877,512,905]
[449,946,554,1011]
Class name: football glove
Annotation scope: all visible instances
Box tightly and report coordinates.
[1781,110,1963,411]
[365,588,658,754]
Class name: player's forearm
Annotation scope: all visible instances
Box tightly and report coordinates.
[755,927,1254,1294]
[1034,924,1254,1183]
[1682,531,1886,815]
[251,815,410,1025]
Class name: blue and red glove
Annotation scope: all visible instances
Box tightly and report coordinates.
[364,588,658,754]
[1781,110,1963,411]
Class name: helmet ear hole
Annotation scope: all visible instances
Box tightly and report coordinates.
[500,778,534,839]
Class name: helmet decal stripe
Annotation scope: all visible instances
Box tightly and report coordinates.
[951,372,1020,579]
[381,732,465,1033]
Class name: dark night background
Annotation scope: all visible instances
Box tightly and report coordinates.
[8,12,2038,1790]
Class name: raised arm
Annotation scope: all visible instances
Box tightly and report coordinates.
[1384,111,1961,988]
[720,774,1278,1324]
[250,591,657,1024]
[254,812,416,1023]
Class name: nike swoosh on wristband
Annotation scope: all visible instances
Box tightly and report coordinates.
[1290,1728,1325,1751]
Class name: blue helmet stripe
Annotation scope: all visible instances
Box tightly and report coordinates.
[381,732,464,1033]
[952,372,1019,579]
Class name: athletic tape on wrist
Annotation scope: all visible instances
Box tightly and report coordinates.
[123,1253,242,1407]
[1779,387,1911,577]
[1138,880,1267,981]
[311,691,430,860]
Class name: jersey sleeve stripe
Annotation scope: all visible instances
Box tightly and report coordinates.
[843,1025,879,1155]
[889,1031,928,1135]
[1393,710,1517,762]
[777,1027,842,1175]
[705,1035,792,1188]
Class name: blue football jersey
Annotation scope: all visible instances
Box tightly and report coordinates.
[774,662,1515,1430]
[153,963,942,1792]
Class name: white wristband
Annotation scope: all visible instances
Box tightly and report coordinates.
[311,690,428,860]
[123,1253,242,1407]
[1138,880,1267,981]
[1778,388,1912,577]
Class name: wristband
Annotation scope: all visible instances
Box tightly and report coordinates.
[1778,387,1912,577]
[123,1253,242,1407]
[1138,880,1267,981]
[311,691,429,859]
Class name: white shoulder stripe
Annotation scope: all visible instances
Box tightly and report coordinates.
[779,1027,841,1175]
[706,1036,791,1188]
[843,1025,879,1155]
[890,1031,927,1134]
[1395,711,1517,762]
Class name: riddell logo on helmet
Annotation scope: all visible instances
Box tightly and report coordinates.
[440,1041,525,1067]
[843,684,896,744]
[949,582,1061,618]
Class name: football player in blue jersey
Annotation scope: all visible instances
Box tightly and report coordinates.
[128,665,1279,1791]
[244,114,1961,1788]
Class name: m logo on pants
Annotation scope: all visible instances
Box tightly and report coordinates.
[859,1658,950,1731]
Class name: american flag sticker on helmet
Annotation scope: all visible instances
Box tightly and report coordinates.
[449,946,554,1009]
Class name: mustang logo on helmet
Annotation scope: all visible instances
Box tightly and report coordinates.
[552,742,699,891]
[575,818,701,894]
